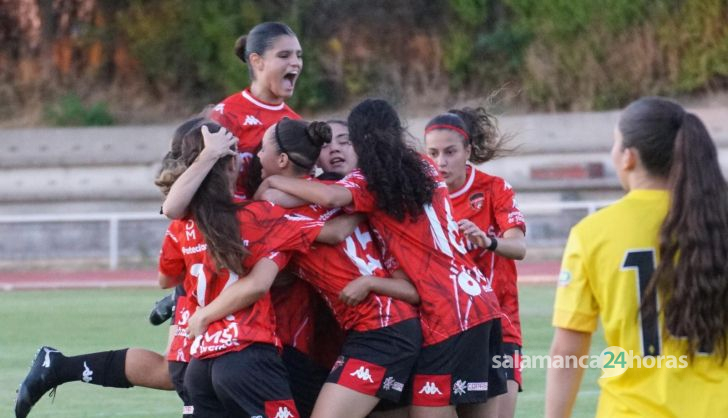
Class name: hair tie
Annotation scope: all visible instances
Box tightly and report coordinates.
[425,123,470,142]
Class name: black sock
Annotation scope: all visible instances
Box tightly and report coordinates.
[54,348,133,388]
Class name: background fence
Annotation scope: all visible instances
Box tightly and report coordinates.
[0,200,613,271]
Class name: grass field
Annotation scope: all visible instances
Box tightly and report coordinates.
[1,284,606,418]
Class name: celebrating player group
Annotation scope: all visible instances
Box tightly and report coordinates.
[15,21,728,418]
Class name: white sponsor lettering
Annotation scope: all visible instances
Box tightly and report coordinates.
[213,103,224,114]
[467,382,488,391]
[182,243,207,255]
[183,405,194,414]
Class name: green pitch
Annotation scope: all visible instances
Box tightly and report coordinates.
[0,285,605,417]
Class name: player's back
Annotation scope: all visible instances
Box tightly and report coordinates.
[556,189,728,417]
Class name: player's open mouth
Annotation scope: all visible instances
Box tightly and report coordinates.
[282,71,298,90]
[330,157,345,166]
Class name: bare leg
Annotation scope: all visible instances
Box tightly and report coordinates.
[125,348,173,390]
[457,401,497,418]
[410,405,457,418]
[310,383,380,418]
[368,407,409,418]
[495,381,519,418]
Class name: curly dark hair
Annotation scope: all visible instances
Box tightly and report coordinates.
[620,97,728,361]
[157,118,249,276]
[347,98,435,221]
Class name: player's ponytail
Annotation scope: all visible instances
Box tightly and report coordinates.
[448,107,514,164]
[621,97,728,361]
[167,119,249,276]
[234,35,248,63]
[274,118,331,174]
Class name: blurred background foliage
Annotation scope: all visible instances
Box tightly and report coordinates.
[1,0,727,125]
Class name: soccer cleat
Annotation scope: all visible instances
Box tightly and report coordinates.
[148,290,176,326]
[15,346,62,418]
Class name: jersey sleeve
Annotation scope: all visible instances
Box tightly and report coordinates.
[335,170,376,213]
[493,178,526,235]
[159,222,185,278]
[552,227,599,333]
[262,203,325,254]
[265,251,291,270]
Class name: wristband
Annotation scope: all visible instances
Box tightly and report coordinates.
[486,236,498,251]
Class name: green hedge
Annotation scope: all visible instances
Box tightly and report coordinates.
[112,0,728,112]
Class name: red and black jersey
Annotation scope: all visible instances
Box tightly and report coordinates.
[270,278,317,355]
[211,88,299,200]
[159,219,208,363]
[290,203,418,332]
[336,161,502,346]
[450,165,526,346]
[189,201,323,359]
[271,277,344,369]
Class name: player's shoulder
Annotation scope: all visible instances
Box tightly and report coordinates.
[571,195,632,237]
[471,168,509,191]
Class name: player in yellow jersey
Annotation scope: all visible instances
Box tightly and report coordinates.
[545,97,728,418]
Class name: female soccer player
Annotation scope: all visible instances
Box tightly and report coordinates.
[163,21,303,217]
[424,108,526,418]
[158,118,349,417]
[254,117,422,418]
[257,99,508,418]
[14,117,210,418]
[545,97,728,417]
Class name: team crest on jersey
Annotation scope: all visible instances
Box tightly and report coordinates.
[469,192,485,210]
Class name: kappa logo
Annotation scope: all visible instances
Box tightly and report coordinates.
[418,381,443,395]
[82,361,93,383]
[41,347,60,368]
[453,379,467,396]
[243,115,262,126]
[350,366,375,383]
[274,406,295,418]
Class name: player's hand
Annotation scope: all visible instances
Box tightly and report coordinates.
[186,309,210,339]
[340,276,372,306]
[198,125,237,162]
[458,219,490,249]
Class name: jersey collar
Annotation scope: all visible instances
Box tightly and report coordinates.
[242,88,286,111]
[449,164,477,199]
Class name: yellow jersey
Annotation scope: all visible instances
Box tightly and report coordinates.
[554,189,728,418]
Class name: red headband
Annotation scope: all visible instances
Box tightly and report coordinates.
[425,123,469,141]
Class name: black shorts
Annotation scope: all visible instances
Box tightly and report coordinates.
[168,360,193,416]
[184,344,298,418]
[410,319,507,406]
[327,318,421,402]
[501,343,523,391]
[282,345,329,418]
